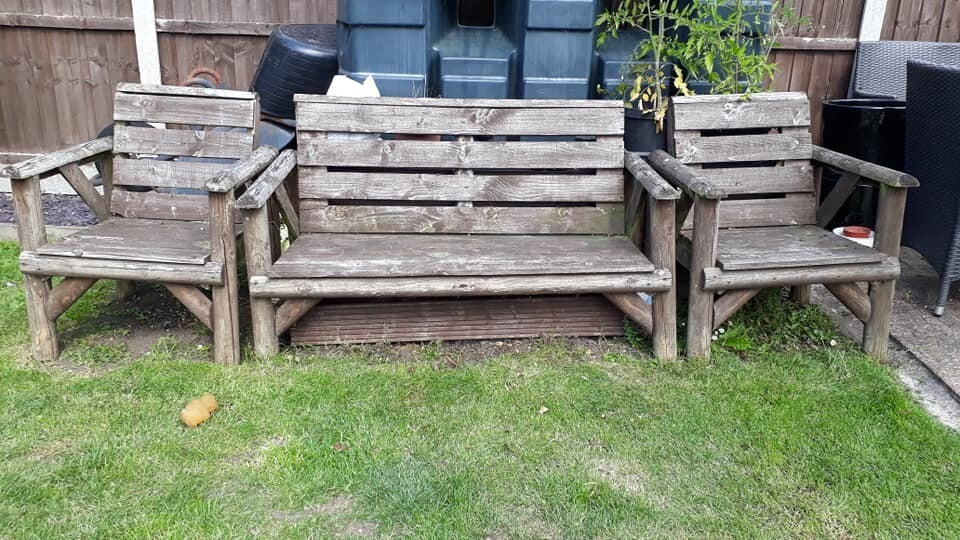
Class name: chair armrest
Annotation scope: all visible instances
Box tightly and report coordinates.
[237,150,297,210]
[625,151,680,201]
[1,137,113,180]
[812,146,919,188]
[205,145,279,193]
[647,150,725,200]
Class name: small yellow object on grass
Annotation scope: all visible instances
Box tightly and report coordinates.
[180,393,219,428]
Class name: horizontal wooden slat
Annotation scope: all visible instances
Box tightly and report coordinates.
[681,195,817,229]
[300,203,625,235]
[114,92,257,128]
[698,163,815,195]
[298,170,624,202]
[294,95,624,108]
[298,138,624,169]
[674,132,813,164]
[290,296,627,345]
[20,252,224,286]
[117,83,256,101]
[36,218,211,265]
[671,93,811,130]
[113,158,230,190]
[702,257,900,291]
[296,102,623,135]
[250,271,672,298]
[111,189,208,221]
[114,125,253,159]
[269,233,652,278]
[703,225,887,271]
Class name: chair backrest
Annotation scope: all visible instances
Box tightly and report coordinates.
[668,92,816,230]
[850,41,960,100]
[110,83,259,221]
[292,96,626,236]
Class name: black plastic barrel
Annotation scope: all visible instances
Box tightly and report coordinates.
[251,25,338,119]
[820,99,906,228]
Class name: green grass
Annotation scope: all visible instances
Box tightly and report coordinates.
[0,241,958,538]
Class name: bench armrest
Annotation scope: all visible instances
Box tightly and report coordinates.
[812,146,919,188]
[1,137,113,180]
[205,145,279,193]
[647,150,725,200]
[625,151,680,201]
[237,150,297,210]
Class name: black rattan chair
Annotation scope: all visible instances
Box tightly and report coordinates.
[904,60,960,316]
[850,41,960,100]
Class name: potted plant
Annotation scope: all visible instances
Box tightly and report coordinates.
[596,0,692,154]
[673,0,802,95]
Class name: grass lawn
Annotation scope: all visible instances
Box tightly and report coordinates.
[0,241,959,538]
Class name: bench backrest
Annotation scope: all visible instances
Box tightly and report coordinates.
[110,83,259,221]
[668,92,816,230]
[293,96,625,235]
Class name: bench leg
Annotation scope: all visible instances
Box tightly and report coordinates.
[211,192,241,365]
[863,280,895,360]
[686,199,719,359]
[116,280,136,302]
[790,285,812,306]
[24,274,59,361]
[652,290,677,360]
[243,204,279,357]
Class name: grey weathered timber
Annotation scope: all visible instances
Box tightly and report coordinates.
[114,125,255,160]
[10,83,259,364]
[648,196,678,359]
[243,205,279,356]
[276,299,322,336]
[299,204,625,235]
[274,184,300,239]
[604,293,653,333]
[237,150,297,210]
[58,163,110,221]
[294,95,624,108]
[1,137,113,180]
[297,138,624,170]
[298,169,625,203]
[701,257,901,291]
[813,146,919,188]
[790,285,812,306]
[206,146,279,193]
[625,152,680,201]
[670,92,810,131]
[250,271,672,298]
[648,151,724,199]
[20,252,225,285]
[663,92,917,360]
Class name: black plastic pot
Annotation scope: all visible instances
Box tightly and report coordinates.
[624,108,666,155]
[820,99,906,228]
[251,24,338,119]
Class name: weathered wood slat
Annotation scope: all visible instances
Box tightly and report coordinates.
[289,296,626,345]
[683,225,886,271]
[648,150,725,199]
[117,82,256,101]
[295,102,624,135]
[671,93,811,130]
[114,92,257,128]
[111,189,208,221]
[250,271,672,298]
[299,203,625,235]
[113,125,254,159]
[46,277,97,320]
[269,234,653,278]
[206,146,279,193]
[604,293,653,334]
[58,163,110,221]
[624,152,680,201]
[1,137,113,180]
[297,169,625,203]
[294,95,624,108]
[673,132,813,164]
[36,218,212,265]
[701,257,900,291]
[699,163,815,195]
[826,282,872,322]
[713,289,762,330]
[20,252,224,285]
[297,138,624,169]
[813,146,919,188]
[237,149,297,209]
[209,190,241,365]
[680,195,817,229]
[164,284,213,330]
[113,158,229,190]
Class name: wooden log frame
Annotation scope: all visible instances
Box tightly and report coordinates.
[240,99,680,359]
[4,84,269,365]
[656,93,918,361]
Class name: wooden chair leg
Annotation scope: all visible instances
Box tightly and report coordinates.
[686,198,719,359]
[116,280,136,302]
[24,275,59,361]
[648,196,677,360]
[790,285,812,305]
[243,205,279,357]
[211,192,241,365]
[652,291,677,360]
[863,280,895,360]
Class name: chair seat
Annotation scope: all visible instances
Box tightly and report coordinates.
[268,233,655,278]
[36,218,214,265]
[682,225,886,271]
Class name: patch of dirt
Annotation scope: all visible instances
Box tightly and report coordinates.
[0,193,98,227]
[271,494,380,537]
[237,436,290,468]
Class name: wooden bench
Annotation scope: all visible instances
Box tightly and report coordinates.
[238,96,680,359]
[648,92,918,360]
[3,83,277,364]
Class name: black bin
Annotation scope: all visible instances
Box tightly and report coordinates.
[820,99,906,228]
[251,25,338,120]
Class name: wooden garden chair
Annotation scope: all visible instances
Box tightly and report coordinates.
[237,96,680,359]
[648,92,918,360]
[3,83,277,365]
